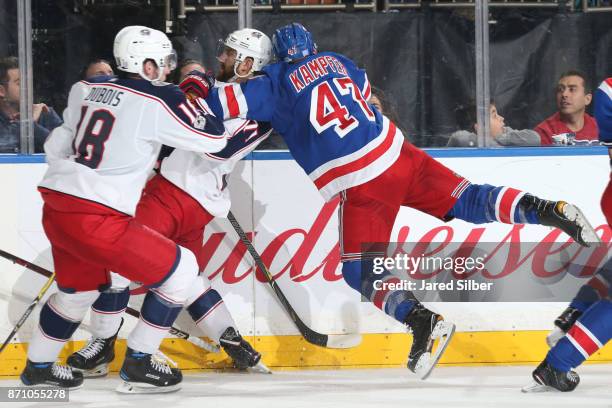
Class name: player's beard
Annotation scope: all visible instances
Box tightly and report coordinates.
[217,62,235,82]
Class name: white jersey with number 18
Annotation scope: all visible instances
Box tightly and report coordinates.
[40,76,228,215]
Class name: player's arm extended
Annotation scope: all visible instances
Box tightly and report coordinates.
[154,86,228,154]
[44,82,85,163]
[594,79,612,159]
[205,76,275,122]
[205,120,272,163]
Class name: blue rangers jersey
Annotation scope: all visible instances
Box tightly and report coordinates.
[595,78,612,146]
[206,51,404,201]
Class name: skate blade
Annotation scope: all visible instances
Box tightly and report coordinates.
[325,334,362,349]
[72,363,109,378]
[247,361,272,374]
[115,381,181,394]
[414,321,456,380]
[563,204,601,247]
[546,327,565,348]
[21,381,83,391]
[521,381,555,393]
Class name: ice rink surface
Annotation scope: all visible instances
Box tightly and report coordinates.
[1,365,611,408]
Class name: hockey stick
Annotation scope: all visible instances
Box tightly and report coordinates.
[0,249,220,354]
[0,271,55,355]
[226,211,361,349]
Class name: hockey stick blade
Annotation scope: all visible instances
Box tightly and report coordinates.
[323,333,363,349]
[227,212,362,349]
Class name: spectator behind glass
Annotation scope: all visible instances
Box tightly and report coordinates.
[174,59,206,83]
[156,59,209,161]
[369,86,410,141]
[0,56,62,153]
[534,70,599,145]
[80,58,114,80]
[448,101,540,147]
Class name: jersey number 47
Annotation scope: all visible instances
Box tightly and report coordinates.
[309,77,375,138]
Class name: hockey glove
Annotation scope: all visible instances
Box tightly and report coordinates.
[180,70,215,100]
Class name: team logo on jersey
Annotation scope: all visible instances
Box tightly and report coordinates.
[193,115,207,130]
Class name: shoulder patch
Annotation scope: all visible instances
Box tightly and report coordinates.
[193,115,207,130]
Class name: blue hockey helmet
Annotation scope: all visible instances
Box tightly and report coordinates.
[272,23,317,63]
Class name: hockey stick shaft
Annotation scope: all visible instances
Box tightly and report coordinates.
[0,249,219,354]
[227,211,332,347]
[0,271,55,355]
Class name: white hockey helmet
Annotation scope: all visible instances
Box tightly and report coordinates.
[217,28,272,77]
[113,25,177,81]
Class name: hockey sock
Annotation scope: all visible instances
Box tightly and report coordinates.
[28,291,99,363]
[569,259,612,312]
[447,184,537,224]
[342,259,417,322]
[187,286,236,343]
[127,246,199,354]
[546,300,612,372]
[127,290,182,354]
[90,287,130,338]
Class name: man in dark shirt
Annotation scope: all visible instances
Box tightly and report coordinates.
[0,56,62,153]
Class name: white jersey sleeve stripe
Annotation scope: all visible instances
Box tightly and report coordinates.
[178,103,196,123]
[599,80,612,100]
[362,73,372,101]
[218,83,248,120]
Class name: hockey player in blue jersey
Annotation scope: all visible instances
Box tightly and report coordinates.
[524,77,612,393]
[201,22,601,379]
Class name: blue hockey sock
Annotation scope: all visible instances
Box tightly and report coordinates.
[342,259,417,323]
[569,260,612,312]
[546,300,612,372]
[92,287,130,314]
[90,287,130,338]
[187,288,223,322]
[139,290,182,329]
[38,301,81,341]
[448,184,538,224]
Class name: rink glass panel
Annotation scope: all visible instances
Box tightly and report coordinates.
[0,2,22,154]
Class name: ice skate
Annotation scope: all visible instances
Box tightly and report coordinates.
[546,307,582,347]
[21,360,83,389]
[67,318,123,377]
[522,360,580,393]
[220,327,271,374]
[116,348,182,394]
[404,304,455,380]
[520,195,601,247]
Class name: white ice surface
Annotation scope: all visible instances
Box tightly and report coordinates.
[1,365,611,408]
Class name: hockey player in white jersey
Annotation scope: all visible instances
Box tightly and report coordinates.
[21,26,228,393]
[65,29,274,378]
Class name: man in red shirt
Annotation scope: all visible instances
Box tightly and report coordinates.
[535,70,599,145]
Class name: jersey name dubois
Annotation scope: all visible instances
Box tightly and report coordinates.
[84,87,124,107]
